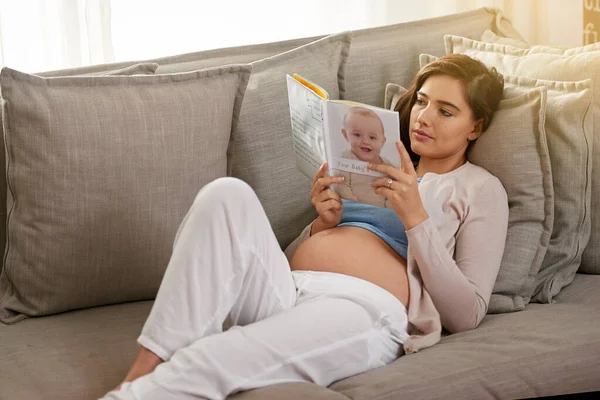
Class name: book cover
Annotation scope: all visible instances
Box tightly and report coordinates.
[286,73,401,208]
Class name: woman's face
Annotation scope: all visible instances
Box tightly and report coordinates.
[408,75,482,161]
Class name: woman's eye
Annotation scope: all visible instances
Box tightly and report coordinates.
[440,109,453,117]
[415,99,426,106]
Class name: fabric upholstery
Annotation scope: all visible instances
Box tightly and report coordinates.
[0,64,251,323]
[469,82,554,313]
[344,8,505,107]
[158,8,518,110]
[2,274,598,399]
[445,35,597,300]
[229,32,352,249]
[38,62,160,77]
[0,62,159,275]
[489,40,600,274]
[481,29,529,48]
[330,274,600,400]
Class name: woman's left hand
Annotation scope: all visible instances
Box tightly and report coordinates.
[368,140,429,230]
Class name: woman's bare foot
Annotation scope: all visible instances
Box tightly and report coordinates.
[111,345,164,392]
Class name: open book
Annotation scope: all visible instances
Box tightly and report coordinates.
[286,73,401,208]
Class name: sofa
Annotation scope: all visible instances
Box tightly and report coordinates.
[0,7,599,399]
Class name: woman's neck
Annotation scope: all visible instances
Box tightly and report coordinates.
[415,155,467,178]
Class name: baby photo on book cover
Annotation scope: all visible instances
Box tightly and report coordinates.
[324,102,400,208]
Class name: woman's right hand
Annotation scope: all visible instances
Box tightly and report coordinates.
[310,162,344,234]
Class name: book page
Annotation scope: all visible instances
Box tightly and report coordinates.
[286,74,327,180]
[322,101,401,207]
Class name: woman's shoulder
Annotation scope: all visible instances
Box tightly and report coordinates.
[434,162,507,202]
[460,162,508,203]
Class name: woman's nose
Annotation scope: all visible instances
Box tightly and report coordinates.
[416,106,432,126]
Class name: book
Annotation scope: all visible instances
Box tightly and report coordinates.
[286,73,401,208]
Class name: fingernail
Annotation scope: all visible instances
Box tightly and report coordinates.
[367,163,372,169]
[397,140,402,145]
[338,177,345,181]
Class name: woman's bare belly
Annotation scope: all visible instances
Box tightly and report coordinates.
[289,226,410,309]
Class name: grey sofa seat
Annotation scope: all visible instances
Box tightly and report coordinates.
[0,274,598,400]
[329,273,600,400]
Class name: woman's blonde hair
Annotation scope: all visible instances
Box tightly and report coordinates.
[394,54,504,164]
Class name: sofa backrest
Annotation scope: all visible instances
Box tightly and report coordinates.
[0,7,522,271]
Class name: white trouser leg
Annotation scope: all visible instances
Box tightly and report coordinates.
[100,178,409,400]
[104,271,408,400]
[134,177,297,362]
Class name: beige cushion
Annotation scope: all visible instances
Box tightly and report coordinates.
[481,29,529,48]
[385,75,554,314]
[445,35,597,299]
[0,64,251,323]
[0,62,160,276]
[493,41,600,274]
[229,32,352,249]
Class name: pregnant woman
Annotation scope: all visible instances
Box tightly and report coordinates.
[103,54,508,400]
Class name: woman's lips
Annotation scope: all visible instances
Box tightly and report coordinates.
[413,129,432,140]
[360,147,372,152]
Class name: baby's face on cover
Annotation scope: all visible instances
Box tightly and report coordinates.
[342,110,386,162]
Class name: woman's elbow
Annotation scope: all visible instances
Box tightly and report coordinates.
[445,318,479,334]
[444,305,485,333]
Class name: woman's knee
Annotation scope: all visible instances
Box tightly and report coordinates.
[193,177,258,208]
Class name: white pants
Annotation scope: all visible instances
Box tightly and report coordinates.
[101,178,409,400]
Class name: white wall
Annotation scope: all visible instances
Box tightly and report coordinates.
[500,0,582,46]
[382,0,583,47]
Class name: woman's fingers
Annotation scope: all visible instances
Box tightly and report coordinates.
[366,162,404,182]
[310,175,344,198]
[312,161,328,187]
[396,140,417,176]
[370,174,412,189]
[316,198,342,216]
[312,187,341,206]
[367,140,417,179]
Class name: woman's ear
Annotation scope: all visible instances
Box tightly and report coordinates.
[468,118,484,141]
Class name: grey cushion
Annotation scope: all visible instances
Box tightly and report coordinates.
[469,82,554,313]
[0,62,160,276]
[330,273,600,399]
[385,76,554,314]
[0,64,251,323]
[230,32,352,249]
[154,36,320,74]
[37,61,160,77]
[445,35,597,302]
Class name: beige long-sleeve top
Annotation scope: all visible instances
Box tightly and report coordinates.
[284,161,509,354]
